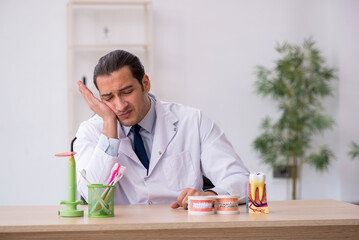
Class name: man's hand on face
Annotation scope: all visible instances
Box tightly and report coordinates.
[170,188,217,209]
[77,80,118,139]
[77,80,116,120]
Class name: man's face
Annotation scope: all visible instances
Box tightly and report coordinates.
[97,66,151,127]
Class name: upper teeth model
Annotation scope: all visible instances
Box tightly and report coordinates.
[249,172,265,201]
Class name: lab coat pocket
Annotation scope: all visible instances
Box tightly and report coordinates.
[162,151,198,191]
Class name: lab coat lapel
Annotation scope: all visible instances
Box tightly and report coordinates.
[148,101,178,175]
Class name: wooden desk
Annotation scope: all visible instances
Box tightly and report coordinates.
[0,199,358,239]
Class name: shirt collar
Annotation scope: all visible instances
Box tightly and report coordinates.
[123,94,156,136]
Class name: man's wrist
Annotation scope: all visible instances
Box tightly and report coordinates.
[102,117,118,139]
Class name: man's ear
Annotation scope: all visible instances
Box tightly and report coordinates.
[142,74,151,93]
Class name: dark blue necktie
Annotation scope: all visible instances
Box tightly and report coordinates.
[132,124,149,171]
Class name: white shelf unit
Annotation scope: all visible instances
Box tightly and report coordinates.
[67,1,153,141]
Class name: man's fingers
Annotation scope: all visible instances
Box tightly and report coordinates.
[181,196,187,209]
[170,202,180,209]
[174,188,216,210]
[176,188,193,208]
[175,188,200,209]
[181,191,192,209]
[182,189,200,209]
[77,80,88,95]
[77,80,102,112]
[177,188,189,204]
[78,80,94,99]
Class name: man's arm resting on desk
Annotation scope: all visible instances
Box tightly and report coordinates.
[198,111,250,201]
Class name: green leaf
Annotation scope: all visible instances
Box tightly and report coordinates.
[253,133,280,166]
[306,113,335,134]
[348,142,359,160]
[307,146,335,171]
[260,116,272,129]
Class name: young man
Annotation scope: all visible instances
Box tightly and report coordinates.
[75,50,249,209]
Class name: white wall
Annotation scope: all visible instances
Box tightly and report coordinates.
[0,0,68,204]
[338,0,359,203]
[1,0,358,205]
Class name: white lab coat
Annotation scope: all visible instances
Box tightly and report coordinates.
[75,95,249,205]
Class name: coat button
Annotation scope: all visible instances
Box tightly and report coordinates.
[174,128,177,131]
[158,151,162,155]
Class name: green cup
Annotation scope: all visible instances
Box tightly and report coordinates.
[88,184,115,218]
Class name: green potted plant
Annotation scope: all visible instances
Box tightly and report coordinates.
[253,38,337,200]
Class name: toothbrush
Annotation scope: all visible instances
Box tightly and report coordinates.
[93,166,126,213]
[109,166,126,186]
[103,166,126,199]
[106,163,120,186]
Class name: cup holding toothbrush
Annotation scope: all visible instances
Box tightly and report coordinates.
[87,165,126,217]
[88,184,115,217]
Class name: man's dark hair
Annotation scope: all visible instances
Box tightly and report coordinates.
[93,49,145,90]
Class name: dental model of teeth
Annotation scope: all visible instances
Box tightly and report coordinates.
[246,172,269,214]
